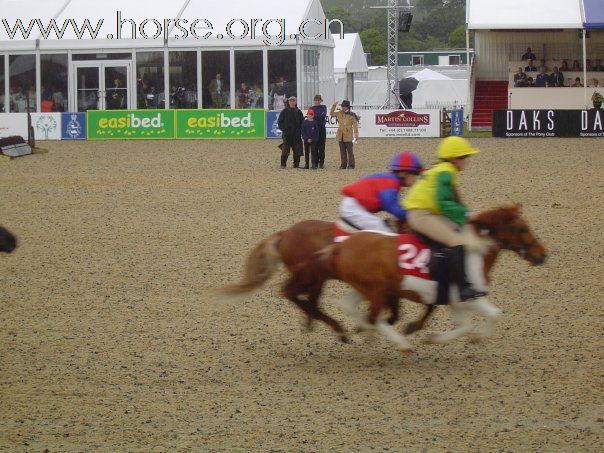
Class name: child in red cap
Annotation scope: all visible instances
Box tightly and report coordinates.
[301,108,320,169]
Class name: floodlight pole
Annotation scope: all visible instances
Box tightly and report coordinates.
[371,0,412,109]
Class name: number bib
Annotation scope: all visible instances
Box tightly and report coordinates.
[397,234,432,280]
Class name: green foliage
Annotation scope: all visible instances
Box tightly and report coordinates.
[360,28,387,65]
[322,0,467,64]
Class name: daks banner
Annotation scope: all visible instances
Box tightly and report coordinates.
[493,110,604,137]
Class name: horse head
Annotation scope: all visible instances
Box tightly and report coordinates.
[0,226,17,253]
[471,204,547,265]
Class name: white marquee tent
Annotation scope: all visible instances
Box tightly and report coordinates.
[333,33,368,103]
[0,0,335,112]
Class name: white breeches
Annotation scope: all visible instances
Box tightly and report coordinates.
[339,197,393,233]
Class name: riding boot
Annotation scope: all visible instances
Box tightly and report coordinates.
[450,245,487,301]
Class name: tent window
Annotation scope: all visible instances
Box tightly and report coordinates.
[136,51,165,109]
[201,51,230,109]
[303,48,319,109]
[9,54,36,112]
[0,56,4,113]
[72,53,132,61]
[449,55,461,65]
[169,51,197,109]
[411,55,424,66]
[235,50,264,109]
[268,49,297,111]
[41,54,68,112]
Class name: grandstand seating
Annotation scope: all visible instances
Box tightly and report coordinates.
[471,81,508,128]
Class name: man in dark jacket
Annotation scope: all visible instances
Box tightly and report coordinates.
[277,96,304,168]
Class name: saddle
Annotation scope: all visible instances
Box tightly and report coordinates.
[333,221,452,305]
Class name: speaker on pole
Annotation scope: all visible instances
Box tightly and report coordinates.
[398,12,413,32]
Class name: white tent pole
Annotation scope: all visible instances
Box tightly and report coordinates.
[583,29,587,108]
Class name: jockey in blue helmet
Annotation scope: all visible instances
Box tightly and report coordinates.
[339,152,424,233]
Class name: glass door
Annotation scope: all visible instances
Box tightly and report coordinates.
[76,66,100,112]
[104,65,129,110]
[73,62,131,111]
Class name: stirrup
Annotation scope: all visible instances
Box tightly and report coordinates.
[459,287,488,301]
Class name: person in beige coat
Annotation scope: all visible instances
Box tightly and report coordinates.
[330,100,359,169]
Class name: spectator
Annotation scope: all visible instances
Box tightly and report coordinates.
[560,60,569,71]
[237,82,250,108]
[586,59,592,71]
[330,100,359,170]
[208,73,227,108]
[535,67,548,87]
[591,78,600,88]
[571,60,581,71]
[514,67,528,87]
[277,96,304,169]
[522,47,536,60]
[525,59,537,72]
[538,59,548,72]
[106,78,125,109]
[310,94,327,169]
[571,77,584,87]
[594,59,604,71]
[550,67,565,87]
[301,109,319,169]
[526,77,535,87]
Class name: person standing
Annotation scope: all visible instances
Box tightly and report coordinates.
[208,73,226,107]
[301,109,319,169]
[310,94,327,168]
[277,96,304,169]
[330,100,359,169]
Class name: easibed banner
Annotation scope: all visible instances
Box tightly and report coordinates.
[88,110,175,139]
[177,109,265,139]
[493,110,604,137]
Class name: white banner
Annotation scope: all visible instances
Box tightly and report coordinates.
[0,114,28,138]
[0,113,63,140]
[326,109,441,138]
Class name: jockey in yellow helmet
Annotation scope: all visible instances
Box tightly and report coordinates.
[403,136,485,301]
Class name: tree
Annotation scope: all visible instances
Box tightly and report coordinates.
[324,7,360,34]
[360,28,387,65]
[448,25,466,48]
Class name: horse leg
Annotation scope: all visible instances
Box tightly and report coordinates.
[468,298,502,342]
[368,292,413,352]
[404,305,436,335]
[424,302,473,344]
[282,278,349,343]
[337,289,371,332]
[386,292,400,325]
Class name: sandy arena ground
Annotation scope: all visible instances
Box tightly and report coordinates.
[0,137,602,451]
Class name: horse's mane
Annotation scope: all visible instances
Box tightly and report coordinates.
[470,204,522,229]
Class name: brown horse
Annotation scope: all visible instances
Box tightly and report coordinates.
[0,226,17,253]
[221,219,406,342]
[283,204,547,350]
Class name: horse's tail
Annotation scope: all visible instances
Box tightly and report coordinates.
[219,232,283,296]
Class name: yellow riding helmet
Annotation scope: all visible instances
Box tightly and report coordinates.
[437,136,479,160]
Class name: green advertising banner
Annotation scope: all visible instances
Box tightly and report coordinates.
[87,110,175,139]
[176,109,265,139]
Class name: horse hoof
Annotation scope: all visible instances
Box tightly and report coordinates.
[399,347,413,354]
[403,323,418,335]
[423,334,438,344]
[339,335,351,344]
[468,333,487,344]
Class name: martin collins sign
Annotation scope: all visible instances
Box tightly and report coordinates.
[493,110,604,137]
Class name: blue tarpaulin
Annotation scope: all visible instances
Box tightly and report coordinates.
[583,0,604,29]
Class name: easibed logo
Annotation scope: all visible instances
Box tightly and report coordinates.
[98,113,164,128]
[187,113,254,128]
[375,111,430,127]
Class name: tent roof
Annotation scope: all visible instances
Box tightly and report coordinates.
[333,33,368,74]
[410,68,452,81]
[0,0,332,49]
[584,0,604,29]
[467,0,584,29]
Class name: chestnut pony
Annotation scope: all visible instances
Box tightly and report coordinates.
[221,219,407,342]
[0,226,17,253]
[283,205,547,351]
